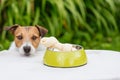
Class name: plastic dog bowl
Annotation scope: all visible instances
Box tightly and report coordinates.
[43,45,87,68]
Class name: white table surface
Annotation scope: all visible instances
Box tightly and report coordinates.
[0,50,120,80]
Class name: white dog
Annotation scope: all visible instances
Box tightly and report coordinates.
[7,24,48,56]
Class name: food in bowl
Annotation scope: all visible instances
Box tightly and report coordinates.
[41,37,77,51]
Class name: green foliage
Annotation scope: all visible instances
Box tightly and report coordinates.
[0,0,120,51]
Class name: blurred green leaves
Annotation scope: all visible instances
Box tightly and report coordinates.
[0,0,120,51]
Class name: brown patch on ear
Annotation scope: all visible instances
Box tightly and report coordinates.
[6,24,20,35]
[35,25,48,37]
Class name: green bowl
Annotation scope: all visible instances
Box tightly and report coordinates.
[43,45,87,68]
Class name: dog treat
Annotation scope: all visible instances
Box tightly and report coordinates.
[41,37,77,51]
[40,37,59,48]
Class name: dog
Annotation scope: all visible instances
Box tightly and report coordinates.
[6,24,48,56]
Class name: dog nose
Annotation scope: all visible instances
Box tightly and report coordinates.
[23,46,31,54]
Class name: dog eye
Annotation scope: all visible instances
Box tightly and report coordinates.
[16,35,23,40]
[32,36,37,40]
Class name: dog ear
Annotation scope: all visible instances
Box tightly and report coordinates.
[5,24,20,34]
[35,25,48,37]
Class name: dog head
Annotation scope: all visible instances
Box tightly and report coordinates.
[6,24,48,56]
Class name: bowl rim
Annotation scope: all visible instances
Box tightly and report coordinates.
[46,44,83,53]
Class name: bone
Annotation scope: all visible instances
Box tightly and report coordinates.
[41,37,77,51]
[41,37,59,48]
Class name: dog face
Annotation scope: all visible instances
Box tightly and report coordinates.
[7,24,48,56]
